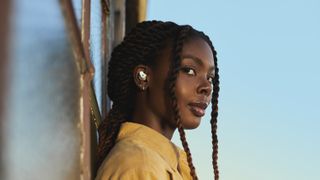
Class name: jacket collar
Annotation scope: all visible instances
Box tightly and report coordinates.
[117,122,180,170]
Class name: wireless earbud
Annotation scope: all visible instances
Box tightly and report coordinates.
[138,71,147,81]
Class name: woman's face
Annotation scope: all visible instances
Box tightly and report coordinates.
[147,37,215,129]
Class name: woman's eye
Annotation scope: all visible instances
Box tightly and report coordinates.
[181,67,196,76]
[208,76,214,83]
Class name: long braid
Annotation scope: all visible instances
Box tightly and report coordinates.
[97,105,125,166]
[168,26,221,180]
[206,37,220,180]
[97,21,180,168]
[167,25,198,180]
[198,32,220,180]
[210,72,220,180]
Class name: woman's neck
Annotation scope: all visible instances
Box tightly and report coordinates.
[130,105,176,139]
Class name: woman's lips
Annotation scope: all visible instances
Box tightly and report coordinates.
[189,105,205,117]
[188,102,208,117]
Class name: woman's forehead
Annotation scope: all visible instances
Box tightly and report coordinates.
[150,37,214,71]
[181,38,214,66]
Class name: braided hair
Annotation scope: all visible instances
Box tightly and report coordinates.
[97,20,220,180]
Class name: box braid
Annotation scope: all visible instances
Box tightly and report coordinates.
[167,26,220,180]
[96,21,220,180]
[197,31,220,180]
[168,25,219,180]
[167,25,198,179]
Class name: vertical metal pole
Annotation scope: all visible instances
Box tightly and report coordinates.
[101,0,110,119]
[81,0,93,179]
[60,0,94,179]
[0,0,10,178]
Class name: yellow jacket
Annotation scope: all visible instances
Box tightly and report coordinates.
[96,122,192,180]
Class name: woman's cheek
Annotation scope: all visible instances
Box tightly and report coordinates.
[176,76,197,96]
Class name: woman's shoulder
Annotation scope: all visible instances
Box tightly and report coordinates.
[109,138,164,166]
[96,138,169,180]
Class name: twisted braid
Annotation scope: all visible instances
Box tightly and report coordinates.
[210,73,220,180]
[197,32,220,180]
[97,105,125,166]
[167,25,198,180]
[167,27,221,180]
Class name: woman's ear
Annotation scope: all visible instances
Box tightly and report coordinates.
[133,65,151,91]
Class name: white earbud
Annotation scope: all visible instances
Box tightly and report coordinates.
[138,71,147,81]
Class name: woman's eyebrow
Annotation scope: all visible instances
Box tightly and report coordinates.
[181,54,214,72]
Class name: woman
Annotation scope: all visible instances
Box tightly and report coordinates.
[96,21,220,180]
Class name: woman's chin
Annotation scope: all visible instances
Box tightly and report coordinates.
[182,118,201,129]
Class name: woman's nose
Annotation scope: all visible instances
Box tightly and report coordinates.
[197,77,213,96]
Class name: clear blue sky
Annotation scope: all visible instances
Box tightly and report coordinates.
[147,0,320,179]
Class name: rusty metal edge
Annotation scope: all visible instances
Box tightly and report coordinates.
[90,84,101,129]
[81,0,93,179]
[59,0,94,76]
[0,0,10,179]
[89,82,100,177]
[102,0,110,15]
[101,1,108,120]
[81,0,94,75]
[59,0,94,179]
